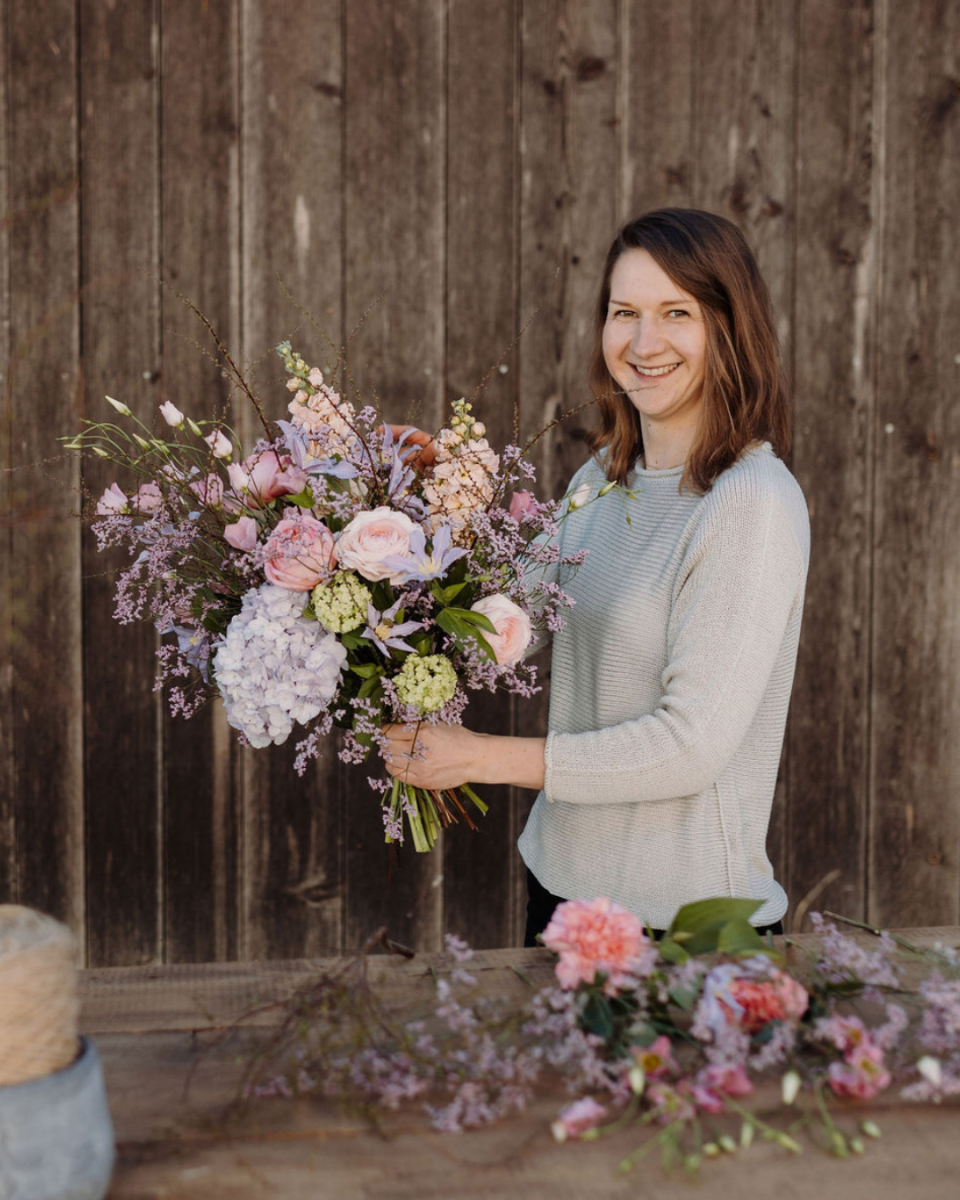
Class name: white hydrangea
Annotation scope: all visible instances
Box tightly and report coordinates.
[213,583,347,748]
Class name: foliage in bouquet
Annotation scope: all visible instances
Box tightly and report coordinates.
[65,342,607,850]
[233,901,959,1175]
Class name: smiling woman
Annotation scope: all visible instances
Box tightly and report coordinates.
[384,209,807,946]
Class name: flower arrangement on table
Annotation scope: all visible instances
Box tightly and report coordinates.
[64,342,593,851]
[238,898,960,1175]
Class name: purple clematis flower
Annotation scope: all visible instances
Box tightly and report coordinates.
[382,522,468,584]
[277,420,358,479]
[362,599,425,657]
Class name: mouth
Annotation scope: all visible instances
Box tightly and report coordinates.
[630,362,681,380]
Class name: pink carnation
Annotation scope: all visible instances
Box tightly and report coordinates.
[542,896,651,994]
[725,971,809,1033]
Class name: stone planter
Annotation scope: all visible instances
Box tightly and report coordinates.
[0,1036,114,1200]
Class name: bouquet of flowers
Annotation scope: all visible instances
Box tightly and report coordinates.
[238,899,960,1174]
[65,341,593,851]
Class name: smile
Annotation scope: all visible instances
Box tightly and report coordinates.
[631,362,681,378]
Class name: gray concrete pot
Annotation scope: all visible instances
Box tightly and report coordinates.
[0,1037,115,1200]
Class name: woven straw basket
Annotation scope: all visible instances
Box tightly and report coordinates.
[0,906,114,1200]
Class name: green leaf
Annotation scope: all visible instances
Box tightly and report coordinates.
[435,609,497,661]
[302,603,316,621]
[340,630,367,650]
[667,983,700,1011]
[440,581,468,603]
[666,897,764,955]
[581,993,614,1041]
[357,678,384,704]
[717,917,768,956]
[350,662,383,679]
[445,606,497,634]
[284,486,315,508]
[656,937,689,965]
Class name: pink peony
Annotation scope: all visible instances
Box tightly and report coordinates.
[550,1096,606,1142]
[542,896,652,995]
[828,1042,891,1100]
[508,490,537,521]
[96,482,128,515]
[224,516,258,552]
[236,450,307,507]
[335,507,418,585]
[262,512,335,591]
[469,594,532,666]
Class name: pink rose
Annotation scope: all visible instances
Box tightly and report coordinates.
[508,490,537,521]
[335,507,418,584]
[262,511,334,591]
[239,450,308,507]
[469,594,532,666]
[224,515,258,552]
[132,481,163,514]
[96,482,128,515]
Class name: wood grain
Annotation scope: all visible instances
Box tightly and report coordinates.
[787,0,877,922]
[1,1,84,945]
[238,0,345,960]
[621,0,696,215]
[79,0,164,969]
[341,0,446,952]
[869,0,960,926]
[158,0,242,963]
[442,0,519,950]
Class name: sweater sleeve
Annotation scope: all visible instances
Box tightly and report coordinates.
[542,477,808,804]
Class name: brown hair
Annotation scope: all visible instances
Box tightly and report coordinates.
[586,208,790,492]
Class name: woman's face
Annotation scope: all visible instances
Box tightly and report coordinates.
[602,248,707,437]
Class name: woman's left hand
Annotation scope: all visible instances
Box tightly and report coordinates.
[382,722,483,791]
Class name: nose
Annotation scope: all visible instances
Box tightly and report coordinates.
[630,317,666,358]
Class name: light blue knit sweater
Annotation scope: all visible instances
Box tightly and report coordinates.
[518,443,809,928]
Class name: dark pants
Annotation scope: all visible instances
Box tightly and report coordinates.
[523,868,784,948]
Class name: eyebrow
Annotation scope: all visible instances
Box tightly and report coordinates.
[608,297,695,308]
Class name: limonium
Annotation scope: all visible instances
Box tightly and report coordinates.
[394,654,458,714]
[311,572,372,634]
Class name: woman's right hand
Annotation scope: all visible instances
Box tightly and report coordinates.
[388,424,438,470]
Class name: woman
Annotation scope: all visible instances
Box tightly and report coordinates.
[385,208,809,946]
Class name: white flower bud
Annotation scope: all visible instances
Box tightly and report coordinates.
[781,1069,802,1105]
[917,1056,942,1087]
[105,395,132,416]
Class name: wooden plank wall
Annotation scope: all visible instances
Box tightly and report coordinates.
[1,0,957,965]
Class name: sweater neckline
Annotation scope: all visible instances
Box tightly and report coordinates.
[632,441,773,481]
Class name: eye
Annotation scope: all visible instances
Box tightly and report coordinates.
[611,308,636,319]
[667,308,689,318]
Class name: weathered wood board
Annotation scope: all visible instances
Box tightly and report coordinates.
[1,0,958,965]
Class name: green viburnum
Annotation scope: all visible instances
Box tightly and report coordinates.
[311,572,372,634]
[394,654,458,714]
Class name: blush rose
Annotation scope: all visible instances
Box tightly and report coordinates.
[262,512,335,591]
[335,507,418,585]
[469,594,532,666]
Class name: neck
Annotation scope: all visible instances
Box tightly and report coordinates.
[640,420,697,471]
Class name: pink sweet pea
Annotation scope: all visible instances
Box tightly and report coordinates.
[95,482,128,515]
[190,473,224,508]
[262,511,335,591]
[508,490,537,521]
[132,481,163,514]
[224,516,258,552]
[828,1042,891,1100]
[550,1097,606,1142]
[238,450,307,507]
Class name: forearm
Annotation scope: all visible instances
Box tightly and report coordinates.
[472,733,546,791]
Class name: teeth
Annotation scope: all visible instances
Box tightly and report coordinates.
[634,363,680,377]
